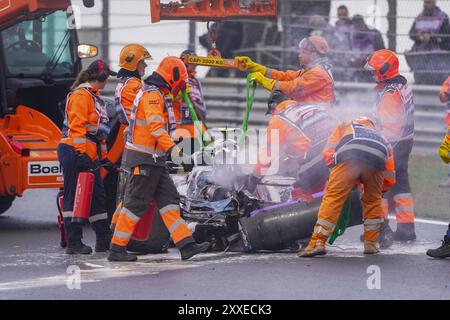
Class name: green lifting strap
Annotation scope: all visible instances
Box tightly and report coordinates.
[328,194,352,245]
[238,74,257,148]
[182,89,205,148]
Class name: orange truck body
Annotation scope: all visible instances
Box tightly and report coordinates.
[0,0,74,199]
[0,106,63,197]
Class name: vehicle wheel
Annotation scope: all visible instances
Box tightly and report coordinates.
[0,195,15,215]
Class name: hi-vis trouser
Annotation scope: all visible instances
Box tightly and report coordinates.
[310,160,385,247]
[111,165,194,251]
[57,143,111,242]
[382,140,415,224]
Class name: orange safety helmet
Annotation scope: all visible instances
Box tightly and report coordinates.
[119,44,152,71]
[299,36,330,55]
[155,56,188,95]
[364,49,399,82]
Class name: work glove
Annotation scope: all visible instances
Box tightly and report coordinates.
[235,56,267,75]
[249,72,277,91]
[246,173,262,194]
[438,135,450,164]
[101,158,117,173]
[76,152,93,171]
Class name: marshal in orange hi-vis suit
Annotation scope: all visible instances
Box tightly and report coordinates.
[298,118,395,258]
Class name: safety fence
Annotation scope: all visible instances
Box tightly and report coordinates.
[77,0,450,85]
[104,77,446,155]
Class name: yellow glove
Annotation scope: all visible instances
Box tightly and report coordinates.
[235,56,267,75]
[438,135,450,164]
[249,72,276,91]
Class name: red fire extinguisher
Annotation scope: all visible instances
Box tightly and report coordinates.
[72,171,95,225]
[56,190,67,248]
[131,202,157,241]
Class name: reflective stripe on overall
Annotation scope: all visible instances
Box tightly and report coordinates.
[126,84,176,156]
[62,87,110,157]
[334,122,390,169]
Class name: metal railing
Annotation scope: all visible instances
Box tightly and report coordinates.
[103,77,446,155]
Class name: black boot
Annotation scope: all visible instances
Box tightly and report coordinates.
[426,236,450,259]
[91,220,113,252]
[393,223,416,241]
[107,245,137,262]
[66,240,93,255]
[379,222,394,249]
[95,233,112,253]
[180,242,210,260]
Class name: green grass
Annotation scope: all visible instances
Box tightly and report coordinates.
[409,154,450,220]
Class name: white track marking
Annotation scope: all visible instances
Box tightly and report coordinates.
[388,215,448,226]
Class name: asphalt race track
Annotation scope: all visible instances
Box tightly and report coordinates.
[0,190,449,300]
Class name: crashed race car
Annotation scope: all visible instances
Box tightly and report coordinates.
[169,139,365,253]
[54,97,367,255]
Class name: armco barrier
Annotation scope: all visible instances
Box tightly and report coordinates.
[104,78,446,155]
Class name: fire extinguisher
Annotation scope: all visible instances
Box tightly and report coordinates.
[130,202,157,241]
[56,189,67,248]
[72,171,95,225]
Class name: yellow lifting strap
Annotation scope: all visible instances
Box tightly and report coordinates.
[183,55,247,71]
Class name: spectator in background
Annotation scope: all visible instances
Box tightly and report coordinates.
[407,0,450,85]
[336,5,352,29]
[309,14,335,39]
[409,0,450,52]
[350,14,385,82]
[333,5,353,81]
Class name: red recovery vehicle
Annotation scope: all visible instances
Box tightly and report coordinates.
[0,0,98,214]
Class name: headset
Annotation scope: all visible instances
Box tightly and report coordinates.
[95,60,109,82]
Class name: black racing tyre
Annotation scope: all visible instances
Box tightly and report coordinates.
[240,190,363,251]
[0,195,15,215]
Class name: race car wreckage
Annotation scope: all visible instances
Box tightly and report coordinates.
[140,138,365,254]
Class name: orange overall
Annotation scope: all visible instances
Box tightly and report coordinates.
[375,79,415,224]
[267,59,335,107]
[109,77,143,230]
[110,84,195,251]
[306,119,396,250]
